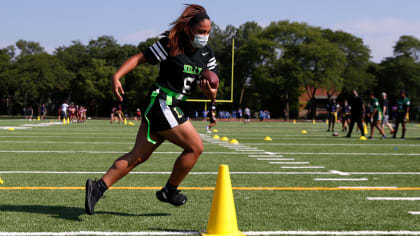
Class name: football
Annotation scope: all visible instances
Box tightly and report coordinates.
[201,70,219,89]
[332,132,339,136]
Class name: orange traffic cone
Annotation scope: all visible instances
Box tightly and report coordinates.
[202,165,244,236]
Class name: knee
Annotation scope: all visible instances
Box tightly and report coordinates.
[185,143,203,157]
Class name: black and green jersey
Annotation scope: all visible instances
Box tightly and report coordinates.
[370,98,382,114]
[396,97,410,113]
[142,36,217,95]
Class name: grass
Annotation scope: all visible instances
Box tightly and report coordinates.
[0,118,420,234]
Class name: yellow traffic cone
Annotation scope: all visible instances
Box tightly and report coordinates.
[293,119,296,124]
[37,116,40,121]
[229,139,239,144]
[67,117,70,124]
[202,165,244,236]
[0,177,3,184]
[264,136,272,141]
[8,128,15,131]
[220,137,229,141]
[301,130,307,134]
[363,122,368,135]
[313,119,316,124]
[124,118,127,125]
[326,120,328,125]
[63,118,66,125]
[213,135,220,140]
[128,121,135,126]
[213,129,219,133]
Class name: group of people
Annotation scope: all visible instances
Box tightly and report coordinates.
[23,104,48,120]
[59,101,87,123]
[327,90,410,139]
[110,105,142,124]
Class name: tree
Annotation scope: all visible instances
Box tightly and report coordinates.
[393,35,420,61]
[15,40,45,57]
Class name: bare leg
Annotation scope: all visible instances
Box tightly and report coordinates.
[158,120,203,186]
[101,122,165,187]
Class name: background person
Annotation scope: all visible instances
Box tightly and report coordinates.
[346,90,365,137]
[368,92,386,139]
[206,99,217,133]
[85,4,218,215]
[380,92,394,134]
[393,90,410,139]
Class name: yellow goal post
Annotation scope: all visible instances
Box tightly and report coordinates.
[186,38,235,108]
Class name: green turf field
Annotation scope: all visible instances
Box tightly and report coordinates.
[0,119,420,235]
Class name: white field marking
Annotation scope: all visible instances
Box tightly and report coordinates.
[408,211,420,215]
[234,149,265,152]
[329,170,351,176]
[281,166,325,169]
[338,186,397,189]
[20,122,61,127]
[0,150,264,155]
[314,178,368,181]
[4,231,420,236]
[257,158,295,161]
[0,126,31,130]
[269,152,420,156]
[245,231,420,235]
[0,135,136,139]
[349,172,420,175]
[242,143,420,147]
[367,197,420,200]
[0,171,333,175]
[265,152,277,155]
[249,155,284,157]
[269,162,309,164]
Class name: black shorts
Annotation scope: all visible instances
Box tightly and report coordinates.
[142,96,188,132]
[396,113,407,123]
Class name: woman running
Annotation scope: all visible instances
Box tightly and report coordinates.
[85,4,218,215]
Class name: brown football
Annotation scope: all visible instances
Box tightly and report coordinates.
[201,70,219,88]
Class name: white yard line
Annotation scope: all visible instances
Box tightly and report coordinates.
[314,178,368,181]
[0,171,333,175]
[269,162,309,164]
[257,158,295,161]
[408,211,420,215]
[367,197,420,200]
[249,155,284,158]
[281,166,325,169]
[3,231,420,236]
[329,170,351,176]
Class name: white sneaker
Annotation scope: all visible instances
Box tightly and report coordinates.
[206,126,211,133]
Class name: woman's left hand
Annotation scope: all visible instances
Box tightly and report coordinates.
[199,79,217,100]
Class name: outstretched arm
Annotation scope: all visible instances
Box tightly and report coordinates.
[112,53,147,101]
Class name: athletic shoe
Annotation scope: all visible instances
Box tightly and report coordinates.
[206,126,211,133]
[368,136,373,139]
[156,187,187,206]
[382,135,386,140]
[85,179,104,215]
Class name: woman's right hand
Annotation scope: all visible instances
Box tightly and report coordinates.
[112,77,125,102]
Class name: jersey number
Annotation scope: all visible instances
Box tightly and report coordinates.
[182,77,195,94]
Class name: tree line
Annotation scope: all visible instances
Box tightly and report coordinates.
[1,20,419,119]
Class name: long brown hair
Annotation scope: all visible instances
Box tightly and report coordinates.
[166,4,209,57]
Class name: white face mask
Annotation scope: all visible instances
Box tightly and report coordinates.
[191,34,209,48]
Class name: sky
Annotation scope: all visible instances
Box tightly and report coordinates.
[1,0,420,62]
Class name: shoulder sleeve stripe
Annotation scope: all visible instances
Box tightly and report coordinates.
[151,43,167,61]
[156,41,168,57]
[149,46,162,62]
[207,57,216,68]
